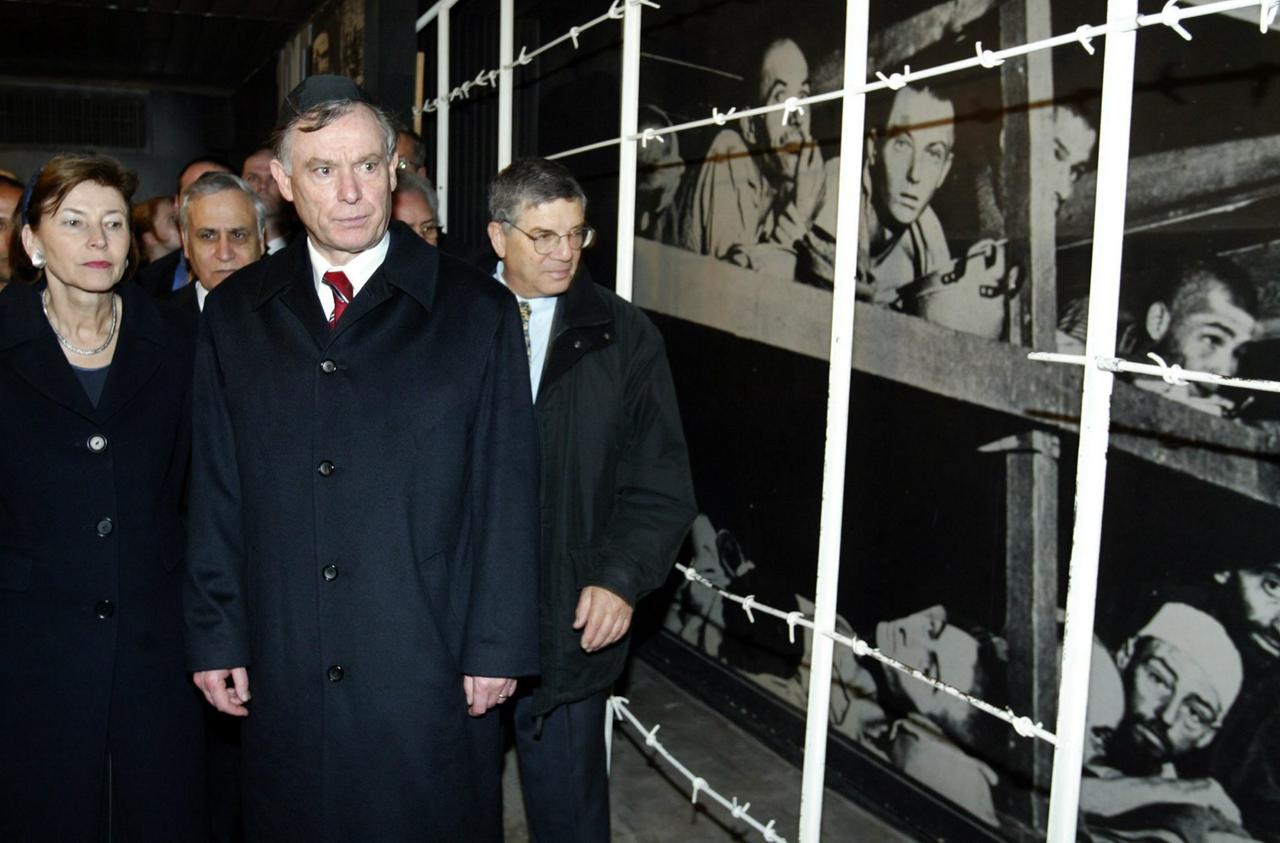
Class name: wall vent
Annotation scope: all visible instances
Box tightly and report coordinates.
[0,86,147,150]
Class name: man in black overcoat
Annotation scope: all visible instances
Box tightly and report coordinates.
[183,76,540,841]
[485,158,696,841]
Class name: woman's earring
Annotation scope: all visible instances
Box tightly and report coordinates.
[32,251,45,268]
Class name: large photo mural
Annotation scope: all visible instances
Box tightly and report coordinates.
[617,1,1280,841]
[425,0,1280,838]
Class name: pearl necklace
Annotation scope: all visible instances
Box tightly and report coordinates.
[42,290,119,356]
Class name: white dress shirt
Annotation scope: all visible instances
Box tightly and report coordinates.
[494,260,557,399]
[195,281,210,312]
[308,231,391,323]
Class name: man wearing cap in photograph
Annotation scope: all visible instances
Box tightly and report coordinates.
[183,75,540,841]
[1080,602,1247,831]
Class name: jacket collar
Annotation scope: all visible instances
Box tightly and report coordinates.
[540,264,615,392]
[251,222,439,348]
[555,263,611,332]
[0,281,170,423]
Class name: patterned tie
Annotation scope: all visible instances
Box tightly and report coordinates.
[323,270,354,328]
[517,300,533,361]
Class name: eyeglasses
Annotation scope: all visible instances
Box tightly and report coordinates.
[505,222,596,255]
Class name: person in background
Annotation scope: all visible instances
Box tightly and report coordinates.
[0,172,23,291]
[396,127,429,178]
[1082,603,1247,834]
[0,154,204,840]
[391,169,440,247]
[857,83,955,301]
[636,104,685,243]
[184,75,539,841]
[678,37,826,279]
[486,157,696,841]
[170,172,265,318]
[1060,257,1259,417]
[131,195,183,264]
[134,155,234,297]
[241,147,296,253]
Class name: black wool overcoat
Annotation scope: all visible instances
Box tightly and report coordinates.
[184,223,540,842]
[0,282,205,841]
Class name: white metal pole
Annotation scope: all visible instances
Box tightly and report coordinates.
[435,6,450,233]
[614,0,643,302]
[1045,1,1139,839]
[797,2,870,841]
[498,0,515,170]
[415,0,457,32]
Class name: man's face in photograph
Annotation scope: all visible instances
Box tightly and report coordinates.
[872,87,955,229]
[1221,562,1280,660]
[1154,281,1255,394]
[1109,636,1226,774]
[755,39,811,181]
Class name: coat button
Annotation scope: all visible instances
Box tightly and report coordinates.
[320,359,337,373]
[87,434,108,453]
[327,665,344,682]
[95,600,115,619]
[322,564,339,581]
[96,517,114,537]
[573,339,583,349]
[318,460,335,477]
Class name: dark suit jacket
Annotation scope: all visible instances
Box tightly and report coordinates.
[134,248,183,298]
[0,282,204,841]
[184,222,540,842]
[167,278,200,315]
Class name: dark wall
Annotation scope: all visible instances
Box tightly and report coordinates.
[0,85,235,199]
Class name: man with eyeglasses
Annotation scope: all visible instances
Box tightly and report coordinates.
[485,158,696,842]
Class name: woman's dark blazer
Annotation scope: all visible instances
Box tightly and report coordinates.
[0,281,205,841]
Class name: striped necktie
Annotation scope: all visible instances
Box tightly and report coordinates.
[323,270,354,327]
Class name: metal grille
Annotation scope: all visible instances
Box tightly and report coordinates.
[0,86,147,149]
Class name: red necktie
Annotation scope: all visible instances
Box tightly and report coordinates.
[323,270,354,327]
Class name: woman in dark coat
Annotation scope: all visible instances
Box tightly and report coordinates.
[0,155,204,840]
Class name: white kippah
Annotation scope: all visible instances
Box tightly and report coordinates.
[1136,602,1243,714]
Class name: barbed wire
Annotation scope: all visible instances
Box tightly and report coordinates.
[674,563,1057,745]
[1030,350,1280,395]
[547,0,1270,160]
[415,0,661,117]
[608,695,789,843]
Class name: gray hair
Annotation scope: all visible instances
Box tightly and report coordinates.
[394,169,439,219]
[270,100,398,175]
[488,158,587,225]
[179,171,267,241]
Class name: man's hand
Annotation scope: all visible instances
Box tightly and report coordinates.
[775,142,826,247]
[573,586,633,653]
[464,675,516,717]
[193,667,251,717]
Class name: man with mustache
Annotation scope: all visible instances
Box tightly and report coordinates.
[1197,560,1280,840]
[1081,603,1247,831]
[679,37,827,279]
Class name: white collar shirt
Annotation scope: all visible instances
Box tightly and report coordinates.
[308,231,391,323]
[195,280,210,312]
[495,260,557,400]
